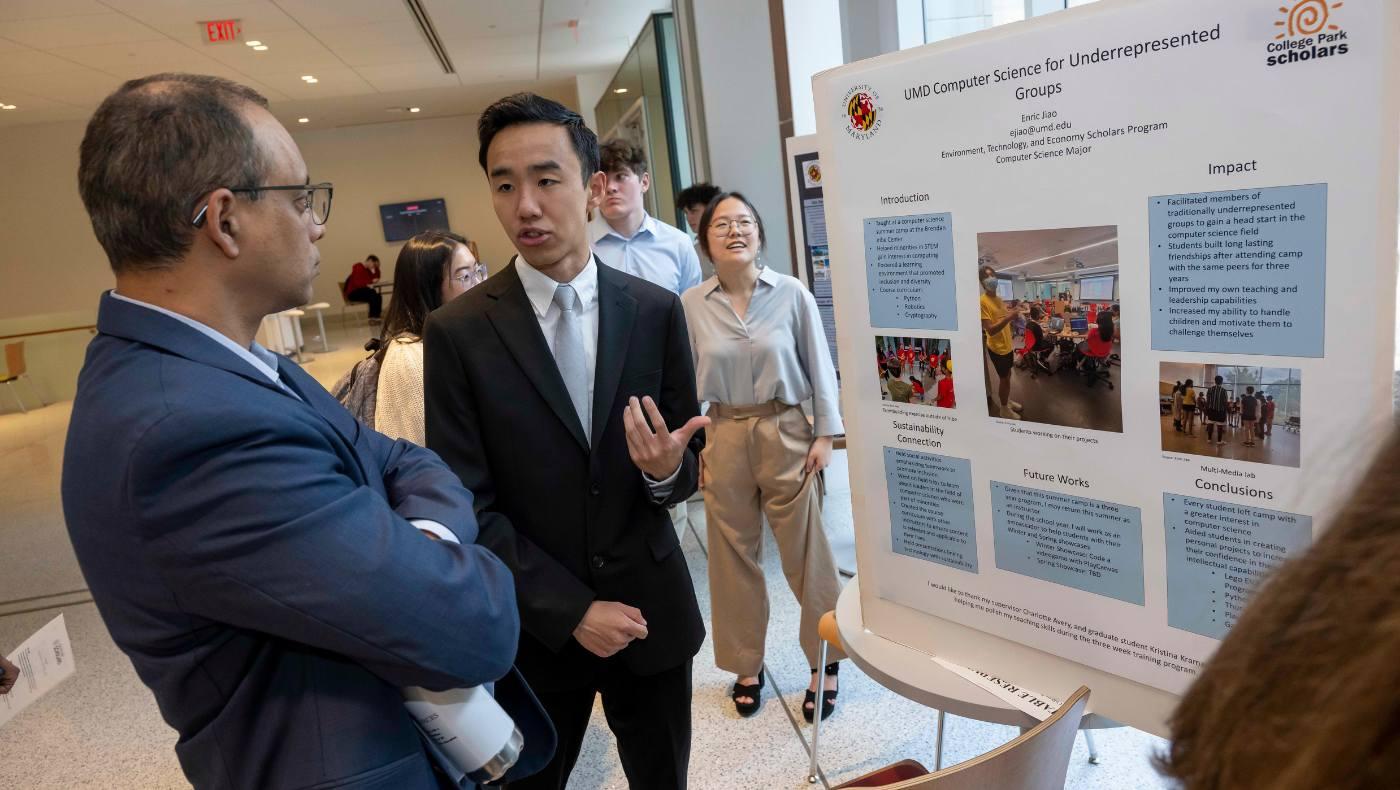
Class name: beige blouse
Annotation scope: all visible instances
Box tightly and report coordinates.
[374,336,425,445]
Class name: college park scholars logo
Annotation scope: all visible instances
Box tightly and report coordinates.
[842,84,883,140]
[1266,1,1349,67]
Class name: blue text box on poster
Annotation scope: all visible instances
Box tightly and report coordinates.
[1163,493,1312,640]
[864,213,958,330]
[991,482,1144,605]
[884,447,977,573]
[1149,183,1327,356]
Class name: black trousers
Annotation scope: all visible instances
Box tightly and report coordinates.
[506,658,692,790]
[346,286,382,318]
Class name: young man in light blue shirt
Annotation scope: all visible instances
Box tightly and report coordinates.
[591,139,702,296]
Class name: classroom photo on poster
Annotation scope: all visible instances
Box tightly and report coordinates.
[976,226,1122,431]
[875,335,955,409]
[1159,362,1301,468]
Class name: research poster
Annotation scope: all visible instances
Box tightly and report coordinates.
[814,0,1398,702]
[788,137,841,375]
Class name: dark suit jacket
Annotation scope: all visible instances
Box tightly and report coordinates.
[423,260,705,688]
[62,292,552,790]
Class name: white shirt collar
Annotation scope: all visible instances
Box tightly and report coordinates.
[592,212,656,243]
[108,290,283,385]
[701,264,778,298]
[515,254,599,320]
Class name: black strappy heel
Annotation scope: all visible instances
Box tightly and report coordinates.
[732,670,764,717]
[803,662,839,722]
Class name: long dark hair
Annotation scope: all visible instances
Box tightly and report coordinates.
[368,230,468,356]
[1096,311,1115,343]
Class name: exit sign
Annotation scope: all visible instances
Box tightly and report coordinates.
[202,19,241,44]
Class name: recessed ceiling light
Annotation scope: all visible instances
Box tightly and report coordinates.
[298,117,309,123]
[301,75,316,81]
[0,104,15,110]
[245,40,261,47]
[409,107,420,113]
[613,88,628,94]
[252,45,268,51]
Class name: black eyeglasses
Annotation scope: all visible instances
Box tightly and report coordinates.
[192,182,334,227]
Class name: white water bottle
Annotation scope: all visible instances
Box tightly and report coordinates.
[402,685,523,785]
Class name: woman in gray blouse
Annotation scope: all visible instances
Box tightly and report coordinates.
[680,192,846,722]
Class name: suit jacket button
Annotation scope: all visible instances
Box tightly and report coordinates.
[591,555,605,569]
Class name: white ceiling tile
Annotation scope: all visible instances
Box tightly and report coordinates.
[48,39,227,77]
[0,68,122,105]
[199,28,344,74]
[255,65,375,99]
[0,46,92,78]
[274,0,414,28]
[312,18,433,67]
[0,0,111,23]
[111,1,304,46]
[354,63,460,93]
[0,13,168,49]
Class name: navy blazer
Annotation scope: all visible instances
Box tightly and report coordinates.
[62,292,549,789]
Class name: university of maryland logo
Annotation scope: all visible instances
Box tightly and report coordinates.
[1266,0,1349,67]
[841,84,883,140]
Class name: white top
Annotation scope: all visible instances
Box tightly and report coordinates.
[375,336,426,445]
[591,212,703,295]
[681,266,844,436]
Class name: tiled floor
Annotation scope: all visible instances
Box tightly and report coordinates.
[0,320,1173,789]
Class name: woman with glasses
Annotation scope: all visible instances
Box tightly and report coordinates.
[369,230,485,444]
[680,192,846,722]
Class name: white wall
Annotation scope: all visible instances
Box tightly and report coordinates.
[688,0,794,276]
[783,0,843,137]
[290,115,517,309]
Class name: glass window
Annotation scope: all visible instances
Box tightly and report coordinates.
[925,0,1101,44]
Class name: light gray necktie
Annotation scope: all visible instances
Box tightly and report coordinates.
[552,283,591,442]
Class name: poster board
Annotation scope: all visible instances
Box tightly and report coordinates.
[786,134,840,376]
[813,0,1399,734]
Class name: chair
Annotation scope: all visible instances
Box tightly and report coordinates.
[1,341,46,413]
[302,301,332,352]
[833,686,1092,790]
[338,280,369,328]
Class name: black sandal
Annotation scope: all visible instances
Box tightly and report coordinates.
[732,670,764,717]
[803,662,839,722]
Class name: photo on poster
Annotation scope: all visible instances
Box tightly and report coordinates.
[975,226,1122,432]
[875,335,955,409]
[1159,362,1301,468]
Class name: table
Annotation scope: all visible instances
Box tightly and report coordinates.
[371,281,394,295]
[833,577,1120,770]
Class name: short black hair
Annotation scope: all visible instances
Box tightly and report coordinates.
[78,73,269,273]
[599,139,648,176]
[697,191,767,259]
[365,254,380,264]
[477,93,599,185]
[676,182,721,211]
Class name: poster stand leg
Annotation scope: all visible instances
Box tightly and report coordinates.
[934,710,945,770]
[808,638,829,784]
[1083,729,1101,765]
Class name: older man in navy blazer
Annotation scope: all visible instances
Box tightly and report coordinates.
[61,73,547,789]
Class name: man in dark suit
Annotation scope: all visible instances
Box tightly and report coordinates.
[62,73,548,789]
[423,94,708,789]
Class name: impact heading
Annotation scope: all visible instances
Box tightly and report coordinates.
[907,24,1222,101]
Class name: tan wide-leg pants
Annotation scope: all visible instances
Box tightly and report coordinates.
[703,401,846,676]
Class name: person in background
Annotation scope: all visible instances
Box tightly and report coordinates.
[682,191,845,723]
[676,182,722,279]
[1181,379,1197,437]
[1172,381,1184,432]
[935,357,956,409]
[1204,375,1229,447]
[1159,428,1400,790]
[979,259,1023,420]
[1263,395,1276,439]
[885,360,913,403]
[344,253,383,322]
[591,139,702,296]
[1240,386,1260,447]
[371,230,484,445]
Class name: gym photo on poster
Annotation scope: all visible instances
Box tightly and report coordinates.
[1159,362,1301,468]
[875,335,955,410]
[975,225,1123,432]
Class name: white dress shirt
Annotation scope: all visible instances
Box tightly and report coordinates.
[591,212,703,295]
[513,255,681,492]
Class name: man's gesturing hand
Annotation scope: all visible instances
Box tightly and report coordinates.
[622,396,710,480]
[0,654,19,695]
[573,601,649,658]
